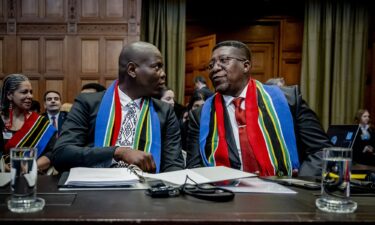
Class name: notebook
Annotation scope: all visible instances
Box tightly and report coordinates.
[326,125,360,148]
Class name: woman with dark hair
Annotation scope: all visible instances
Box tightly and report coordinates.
[181,90,208,151]
[353,109,375,165]
[0,74,57,172]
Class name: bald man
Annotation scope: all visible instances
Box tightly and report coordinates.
[53,42,184,173]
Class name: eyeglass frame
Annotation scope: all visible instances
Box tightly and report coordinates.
[207,56,248,71]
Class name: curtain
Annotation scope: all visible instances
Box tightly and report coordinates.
[301,0,368,129]
[141,0,186,103]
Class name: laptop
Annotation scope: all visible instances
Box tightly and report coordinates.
[326,125,360,148]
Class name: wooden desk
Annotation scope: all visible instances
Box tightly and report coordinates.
[1,176,375,225]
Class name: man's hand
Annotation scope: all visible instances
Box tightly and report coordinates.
[37,156,51,171]
[114,147,156,173]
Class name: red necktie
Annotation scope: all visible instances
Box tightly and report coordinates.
[232,97,259,173]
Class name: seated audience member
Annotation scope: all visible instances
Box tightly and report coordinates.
[160,87,175,107]
[61,102,73,112]
[181,91,207,150]
[53,41,184,173]
[81,83,106,93]
[159,86,186,120]
[30,100,41,113]
[353,109,375,165]
[265,77,285,87]
[187,40,331,176]
[42,90,68,135]
[194,76,214,99]
[0,74,57,172]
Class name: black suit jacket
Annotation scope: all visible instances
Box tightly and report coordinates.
[42,111,68,135]
[186,85,332,176]
[52,92,184,172]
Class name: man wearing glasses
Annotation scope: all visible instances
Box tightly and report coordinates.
[186,40,331,177]
[53,41,184,173]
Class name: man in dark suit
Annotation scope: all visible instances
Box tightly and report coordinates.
[186,40,331,176]
[53,41,184,173]
[194,76,213,99]
[42,90,68,135]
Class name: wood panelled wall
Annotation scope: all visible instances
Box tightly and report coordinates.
[0,0,141,106]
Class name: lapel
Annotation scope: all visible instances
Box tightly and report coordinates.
[222,103,241,169]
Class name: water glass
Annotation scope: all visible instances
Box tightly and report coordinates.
[315,147,357,213]
[7,147,45,213]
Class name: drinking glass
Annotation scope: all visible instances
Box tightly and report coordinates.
[7,147,45,213]
[315,147,357,213]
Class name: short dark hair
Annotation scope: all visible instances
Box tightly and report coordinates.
[213,40,252,61]
[44,90,61,101]
[81,83,106,92]
[194,76,207,85]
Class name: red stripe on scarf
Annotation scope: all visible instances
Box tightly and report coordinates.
[213,94,231,167]
[111,81,122,145]
[246,79,275,176]
[4,112,40,152]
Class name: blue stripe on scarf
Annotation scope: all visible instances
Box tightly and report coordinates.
[95,81,116,147]
[149,100,161,173]
[199,95,215,166]
[36,124,56,158]
[263,85,300,169]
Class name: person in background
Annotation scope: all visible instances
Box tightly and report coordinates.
[353,109,375,165]
[187,40,331,177]
[30,100,41,113]
[265,77,285,87]
[181,91,207,150]
[159,86,186,120]
[194,76,214,99]
[53,41,184,173]
[160,87,175,107]
[0,74,56,173]
[81,83,106,93]
[42,90,68,135]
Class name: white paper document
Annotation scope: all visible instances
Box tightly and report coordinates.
[64,167,139,187]
[143,166,257,185]
[220,177,297,194]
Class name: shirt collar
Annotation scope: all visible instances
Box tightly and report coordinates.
[48,112,60,119]
[117,86,142,109]
[223,84,248,107]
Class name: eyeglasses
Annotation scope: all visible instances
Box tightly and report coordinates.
[207,56,247,71]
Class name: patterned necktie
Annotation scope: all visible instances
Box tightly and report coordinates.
[232,97,259,173]
[118,101,138,146]
[51,116,57,128]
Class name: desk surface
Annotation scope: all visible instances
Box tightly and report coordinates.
[1,176,375,225]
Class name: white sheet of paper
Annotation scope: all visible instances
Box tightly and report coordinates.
[144,166,256,185]
[65,167,139,187]
[220,177,297,194]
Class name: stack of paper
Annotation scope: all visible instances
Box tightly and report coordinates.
[64,167,139,187]
[144,166,257,185]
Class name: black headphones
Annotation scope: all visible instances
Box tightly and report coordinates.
[180,183,235,202]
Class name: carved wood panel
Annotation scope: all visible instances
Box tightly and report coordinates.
[185,34,216,104]
[1,0,141,104]
[247,43,274,83]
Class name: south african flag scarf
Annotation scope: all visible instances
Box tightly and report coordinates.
[199,79,299,176]
[95,80,161,172]
[4,112,56,158]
